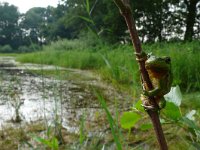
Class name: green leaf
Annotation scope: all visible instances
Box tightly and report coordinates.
[47,126,51,138]
[134,100,145,112]
[164,85,182,106]
[120,112,141,129]
[51,137,59,150]
[33,136,59,149]
[100,54,112,68]
[140,123,153,131]
[34,137,51,147]
[162,102,182,120]
[85,0,90,14]
[96,93,122,150]
[78,16,94,25]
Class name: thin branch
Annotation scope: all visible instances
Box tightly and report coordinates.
[113,0,168,150]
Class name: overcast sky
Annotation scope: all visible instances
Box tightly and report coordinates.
[1,0,59,13]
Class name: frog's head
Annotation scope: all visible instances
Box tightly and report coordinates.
[145,54,171,72]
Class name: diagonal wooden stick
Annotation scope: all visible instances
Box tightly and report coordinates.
[113,0,168,149]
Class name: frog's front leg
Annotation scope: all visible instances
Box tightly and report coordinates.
[141,94,156,111]
[143,86,162,97]
[143,82,165,110]
[135,51,147,62]
[141,93,165,110]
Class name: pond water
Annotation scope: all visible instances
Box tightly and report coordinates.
[0,57,132,144]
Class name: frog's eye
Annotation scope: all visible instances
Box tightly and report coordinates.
[165,57,171,63]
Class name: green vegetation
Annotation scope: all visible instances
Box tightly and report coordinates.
[96,93,123,150]
[0,123,46,150]
[17,40,200,93]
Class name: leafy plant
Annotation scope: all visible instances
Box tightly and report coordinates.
[120,112,141,130]
[120,86,200,148]
[79,113,86,145]
[6,76,24,122]
[96,92,123,150]
[33,136,59,150]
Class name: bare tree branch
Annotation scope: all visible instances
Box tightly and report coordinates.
[113,0,168,149]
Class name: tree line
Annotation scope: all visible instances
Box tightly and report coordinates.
[0,0,199,52]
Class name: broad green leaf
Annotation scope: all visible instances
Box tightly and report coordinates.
[140,123,153,131]
[163,102,182,120]
[134,100,145,112]
[120,112,141,129]
[164,85,182,106]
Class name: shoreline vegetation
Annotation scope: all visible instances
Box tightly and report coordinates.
[16,40,200,93]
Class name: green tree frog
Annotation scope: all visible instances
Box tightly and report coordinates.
[139,53,173,110]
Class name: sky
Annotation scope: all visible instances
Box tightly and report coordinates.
[1,0,60,13]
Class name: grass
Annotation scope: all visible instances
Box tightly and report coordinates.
[16,40,200,93]
[0,123,46,150]
[96,92,123,150]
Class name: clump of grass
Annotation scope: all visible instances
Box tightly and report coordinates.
[16,40,200,92]
[17,50,105,69]
[0,123,46,150]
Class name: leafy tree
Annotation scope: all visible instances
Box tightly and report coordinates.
[0,2,21,49]
[131,0,183,42]
[50,0,127,43]
[21,7,48,44]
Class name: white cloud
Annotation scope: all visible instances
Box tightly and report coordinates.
[1,0,59,13]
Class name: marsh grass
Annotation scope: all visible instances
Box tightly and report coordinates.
[96,92,123,150]
[0,123,46,150]
[17,40,200,92]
